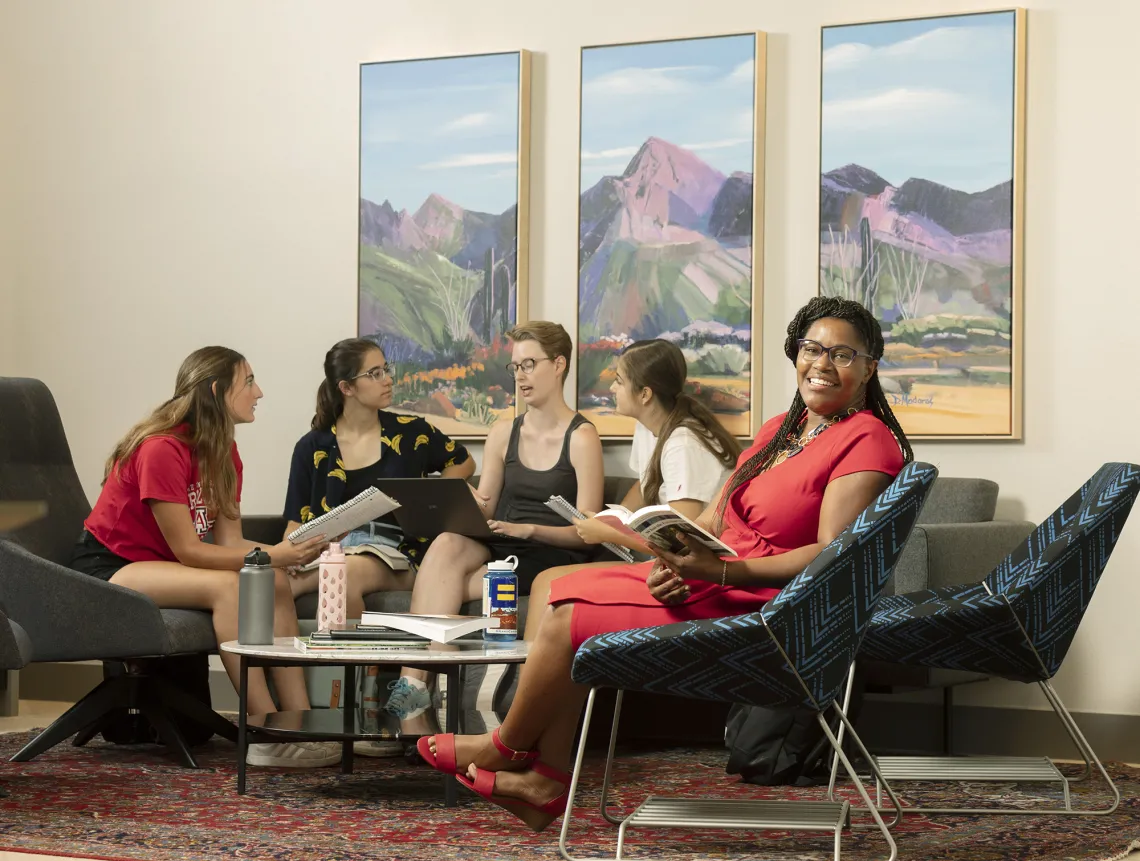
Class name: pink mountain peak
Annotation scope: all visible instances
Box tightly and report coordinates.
[604,136,727,242]
[621,137,725,211]
[415,193,464,221]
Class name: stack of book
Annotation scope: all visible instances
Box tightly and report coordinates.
[293,613,500,653]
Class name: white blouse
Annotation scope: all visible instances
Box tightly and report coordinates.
[628,423,732,505]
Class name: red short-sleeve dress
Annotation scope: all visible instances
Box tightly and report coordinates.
[548,410,905,649]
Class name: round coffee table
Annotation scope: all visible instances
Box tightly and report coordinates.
[220,637,529,804]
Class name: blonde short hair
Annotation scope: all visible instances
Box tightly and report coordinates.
[506,321,573,383]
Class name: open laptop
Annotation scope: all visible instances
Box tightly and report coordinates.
[374,477,493,540]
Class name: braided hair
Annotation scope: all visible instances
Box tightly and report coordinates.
[713,296,913,531]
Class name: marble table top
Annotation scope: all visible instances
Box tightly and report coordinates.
[220,636,529,664]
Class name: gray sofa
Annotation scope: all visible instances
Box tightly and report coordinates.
[889,477,1036,596]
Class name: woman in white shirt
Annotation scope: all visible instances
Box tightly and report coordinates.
[523,339,740,638]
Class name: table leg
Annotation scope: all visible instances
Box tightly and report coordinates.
[237,655,249,795]
[342,665,355,775]
[444,665,460,807]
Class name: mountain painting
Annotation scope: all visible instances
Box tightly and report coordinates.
[577,34,764,438]
[358,52,529,438]
[820,11,1025,438]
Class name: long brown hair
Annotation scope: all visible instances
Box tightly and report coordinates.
[104,346,246,521]
[313,338,381,431]
[713,296,913,532]
[620,339,741,505]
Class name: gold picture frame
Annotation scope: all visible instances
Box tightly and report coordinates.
[575,32,767,440]
[357,50,531,440]
[818,9,1026,439]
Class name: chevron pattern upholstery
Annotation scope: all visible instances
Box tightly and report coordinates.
[571,461,937,711]
[862,463,1140,682]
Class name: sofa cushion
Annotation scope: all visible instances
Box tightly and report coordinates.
[917,478,999,524]
[159,609,220,655]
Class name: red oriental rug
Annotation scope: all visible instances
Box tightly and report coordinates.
[0,730,1137,860]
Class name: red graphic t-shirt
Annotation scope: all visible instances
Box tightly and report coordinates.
[84,427,243,563]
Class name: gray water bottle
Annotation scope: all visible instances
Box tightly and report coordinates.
[238,547,275,645]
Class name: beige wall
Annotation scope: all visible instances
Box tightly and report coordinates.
[0,17,15,374]
[1,0,1138,716]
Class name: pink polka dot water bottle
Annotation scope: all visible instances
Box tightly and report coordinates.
[317,542,347,632]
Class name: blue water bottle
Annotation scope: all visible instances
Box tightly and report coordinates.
[482,555,519,641]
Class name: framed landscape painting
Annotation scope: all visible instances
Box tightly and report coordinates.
[358,51,531,438]
[819,10,1026,438]
[576,33,766,439]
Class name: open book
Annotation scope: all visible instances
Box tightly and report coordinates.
[287,486,400,544]
[295,542,410,573]
[594,504,737,557]
[357,612,500,644]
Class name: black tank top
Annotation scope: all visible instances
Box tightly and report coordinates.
[492,413,590,525]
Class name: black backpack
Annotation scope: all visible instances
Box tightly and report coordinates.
[724,678,865,786]
[100,655,216,748]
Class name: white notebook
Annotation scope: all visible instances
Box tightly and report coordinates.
[357,613,500,644]
[545,495,636,563]
[287,487,401,544]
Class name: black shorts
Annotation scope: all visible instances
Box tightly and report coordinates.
[70,530,134,582]
[482,538,594,596]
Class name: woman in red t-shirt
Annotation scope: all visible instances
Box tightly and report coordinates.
[418,297,916,830]
[71,346,336,768]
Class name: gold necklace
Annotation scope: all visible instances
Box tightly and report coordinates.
[770,406,862,467]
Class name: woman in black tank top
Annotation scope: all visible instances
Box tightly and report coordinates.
[384,322,604,722]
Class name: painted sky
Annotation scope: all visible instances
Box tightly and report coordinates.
[360,53,520,215]
[822,12,1016,194]
[580,35,756,192]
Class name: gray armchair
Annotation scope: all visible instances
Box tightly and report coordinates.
[0,604,32,797]
[0,377,235,767]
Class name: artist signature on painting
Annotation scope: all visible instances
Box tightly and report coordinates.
[888,393,935,407]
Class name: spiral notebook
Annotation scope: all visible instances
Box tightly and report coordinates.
[545,495,636,563]
[286,487,401,544]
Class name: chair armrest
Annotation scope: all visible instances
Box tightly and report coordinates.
[0,539,170,661]
[891,520,1036,594]
[242,515,287,546]
[0,606,30,669]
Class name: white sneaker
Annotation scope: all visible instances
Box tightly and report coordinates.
[246,741,342,768]
[353,739,406,758]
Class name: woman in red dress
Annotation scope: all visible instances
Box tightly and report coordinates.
[419,297,914,830]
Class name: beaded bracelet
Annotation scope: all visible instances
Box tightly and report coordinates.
[720,559,728,587]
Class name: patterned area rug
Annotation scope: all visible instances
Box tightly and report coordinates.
[0,730,1137,860]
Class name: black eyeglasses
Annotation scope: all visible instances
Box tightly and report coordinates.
[351,363,396,383]
[796,339,873,369]
[505,357,554,377]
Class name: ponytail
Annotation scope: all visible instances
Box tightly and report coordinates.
[312,378,342,431]
[312,337,383,431]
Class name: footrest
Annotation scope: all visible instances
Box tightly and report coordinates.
[624,796,849,832]
[875,755,1065,784]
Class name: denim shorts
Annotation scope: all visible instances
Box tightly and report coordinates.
[341,522,402,550]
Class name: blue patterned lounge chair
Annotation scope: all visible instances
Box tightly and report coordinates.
[840,462,1140,816]
[560,461,939,861]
